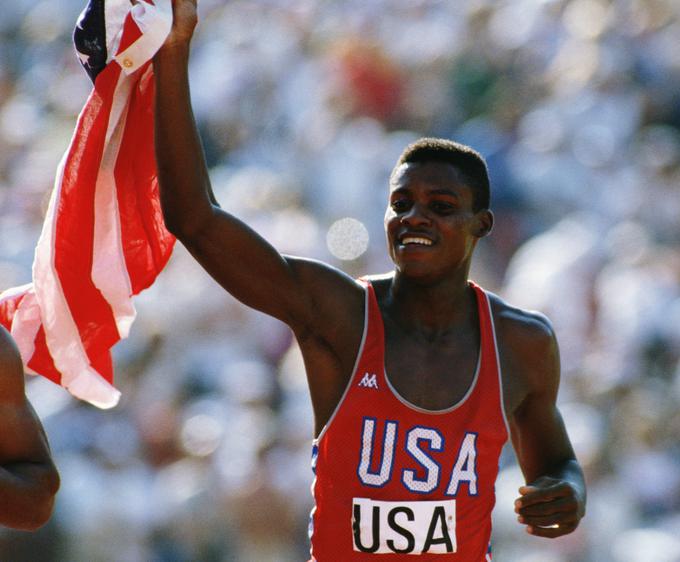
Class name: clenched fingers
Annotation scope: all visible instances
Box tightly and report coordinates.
[526,521,579,538]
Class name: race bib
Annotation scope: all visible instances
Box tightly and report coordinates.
[352,498,456,555]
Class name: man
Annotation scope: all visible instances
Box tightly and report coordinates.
[0,325,60,530]
[153,1,586,559]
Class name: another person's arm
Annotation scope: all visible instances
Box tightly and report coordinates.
[503,312,586,538]
[0,326,60,530]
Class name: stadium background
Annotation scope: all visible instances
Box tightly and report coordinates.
[1,0,680,560]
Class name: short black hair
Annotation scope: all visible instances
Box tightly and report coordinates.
[393,137,490,211]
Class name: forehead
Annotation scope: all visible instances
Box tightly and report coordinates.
[390,161,473,195]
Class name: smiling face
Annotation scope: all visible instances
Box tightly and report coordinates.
[385,161,493,282]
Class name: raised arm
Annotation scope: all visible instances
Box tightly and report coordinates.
[0,326,60,530]
[153,1,361,337]
[499,310,586,538]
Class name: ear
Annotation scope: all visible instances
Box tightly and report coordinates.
[472,209,494,238]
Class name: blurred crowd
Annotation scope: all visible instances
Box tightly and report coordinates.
[1,0,680,560]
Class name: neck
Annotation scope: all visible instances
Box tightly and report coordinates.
[386,268,475,337]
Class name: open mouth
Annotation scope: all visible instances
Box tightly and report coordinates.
[399,236,433,247]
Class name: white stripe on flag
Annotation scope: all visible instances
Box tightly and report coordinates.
[0,0,175,408]
[33,145,120,408]
[103,0,131,63]
[115,0,173,75]
[0,284,39,364]
[91,70,136,339]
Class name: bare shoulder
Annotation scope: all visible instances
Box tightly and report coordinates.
[0,326,25,403]
[285,256,365,339]
[287,256,364,296]
[485,291,559,406]
[487,291,555,351]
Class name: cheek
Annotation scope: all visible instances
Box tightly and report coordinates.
[384,210,399,233]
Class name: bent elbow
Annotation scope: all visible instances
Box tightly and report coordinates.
[20,468,61,531]
[162,214,185,238]
[161,203,211,241]
[18,500,55,531]
[9,500,56,531]
[163,217,201,243]
[160,205,188,238]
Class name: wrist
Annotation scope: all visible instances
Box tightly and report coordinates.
[154,40,192,63]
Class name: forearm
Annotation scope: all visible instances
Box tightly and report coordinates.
[153,43,215,235]
[149,1,322,324]
[517,437,586,511]
[0,462,59,530]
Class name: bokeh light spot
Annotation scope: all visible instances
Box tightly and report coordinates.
[326,217,369,261]
[180,414,223,457]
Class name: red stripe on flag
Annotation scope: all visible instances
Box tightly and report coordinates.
[53,63,122,383]
[27,326,62,385]
[114,62,174,294]
[117,13,144,55]
[0,0,174,406]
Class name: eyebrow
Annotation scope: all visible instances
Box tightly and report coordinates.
[390,187,460,198]
[429,188,460,197]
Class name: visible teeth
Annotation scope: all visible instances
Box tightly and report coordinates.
[402,237,432,246]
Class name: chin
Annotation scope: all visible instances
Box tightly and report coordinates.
[394,263,445,285]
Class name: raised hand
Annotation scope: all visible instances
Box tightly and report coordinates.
[163,0,198,48]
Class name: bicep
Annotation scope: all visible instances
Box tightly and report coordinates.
[178,206,312,326]
[507,320,576,482]
[179,209,362,332]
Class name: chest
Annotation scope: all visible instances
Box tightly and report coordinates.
[383,322,480,411]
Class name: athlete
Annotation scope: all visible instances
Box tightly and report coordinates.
[153,1,586,559]
[0,325,60,530]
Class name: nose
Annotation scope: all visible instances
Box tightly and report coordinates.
[401,203,431,227]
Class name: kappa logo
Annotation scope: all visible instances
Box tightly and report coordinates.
[358,372,379,389]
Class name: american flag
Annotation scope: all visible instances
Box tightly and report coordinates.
[0,0,174,408]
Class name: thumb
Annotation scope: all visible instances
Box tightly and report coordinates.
[518,485,539,496]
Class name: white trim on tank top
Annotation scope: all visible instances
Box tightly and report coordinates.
[313,280,370,444]
[485,290,512,438]
[381,282,485,415]
[383,343,481,415]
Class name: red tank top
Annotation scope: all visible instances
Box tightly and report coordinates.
[309,279,509,562]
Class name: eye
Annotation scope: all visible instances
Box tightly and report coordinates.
[430,200,456,214]
[390,199,411,213]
